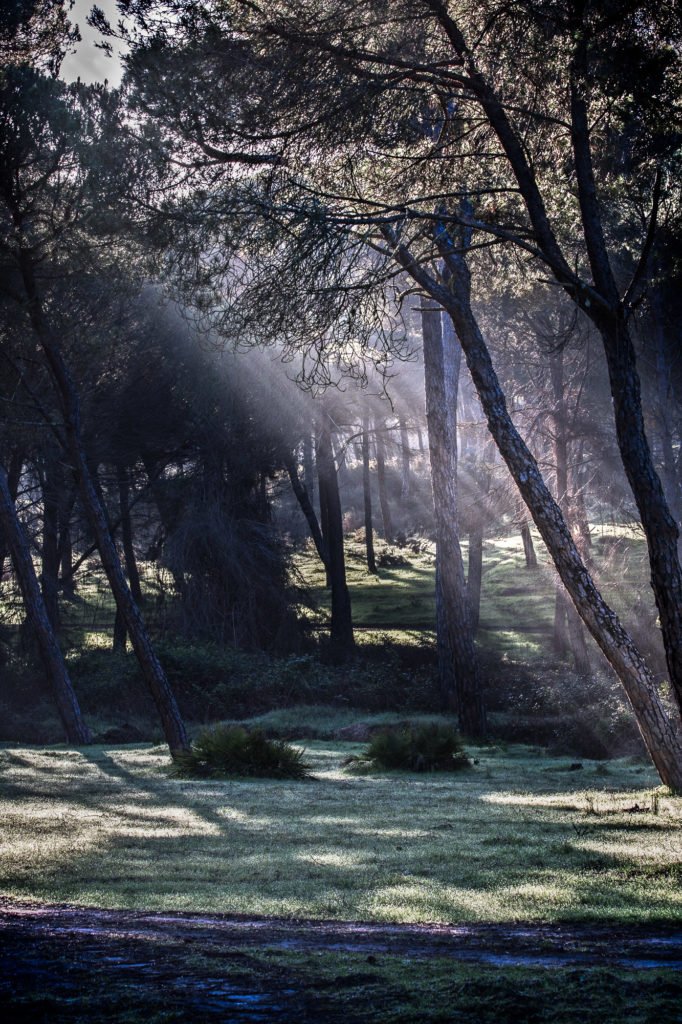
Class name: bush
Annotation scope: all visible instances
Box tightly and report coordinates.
[347,723,470,772]
[172,725,312,779]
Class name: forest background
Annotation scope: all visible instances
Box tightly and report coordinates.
[1,0,682,789]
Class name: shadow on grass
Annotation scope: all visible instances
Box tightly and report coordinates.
[1,745,679,925]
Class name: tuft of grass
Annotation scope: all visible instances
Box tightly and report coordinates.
[171,725,312,780]
[346,723,470,773]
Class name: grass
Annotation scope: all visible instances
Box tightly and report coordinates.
[296,525,660,666]
[1,739,680,924]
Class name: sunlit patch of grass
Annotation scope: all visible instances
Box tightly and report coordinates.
[0,742,680,924]
[295,527,663,668]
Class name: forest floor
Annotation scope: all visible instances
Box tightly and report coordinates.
[2,900,682,1022]
[2,742,682,1021]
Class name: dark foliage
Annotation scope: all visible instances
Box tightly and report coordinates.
[171,724,311,779]
[348,723,470,773]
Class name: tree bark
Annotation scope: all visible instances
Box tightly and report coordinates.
[421,298,485,737]
[0,452,22,581]
[550,350,591,675]
[39,455,61,631]
[398,413,411,500]
[57,483,78,599]
[651,289,682,532]
[571,441,592,558]
[317,445,332,587]
[19,254,189,756]
[391,235,682,789]
[0,463,91,744]
[468,523,483,635]
[285,452,329,569]
[116,462,143,604]
[361,412,377,574]
[374,416,394,543]
[316,414,354,654]
[520,521,538,569]
[302,434,316,512]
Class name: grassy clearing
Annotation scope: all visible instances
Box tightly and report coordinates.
[297,525,658,665]
[1,741,680,924]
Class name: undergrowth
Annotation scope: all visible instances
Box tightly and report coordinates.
[171,725,312,780]
[345,723,471,773]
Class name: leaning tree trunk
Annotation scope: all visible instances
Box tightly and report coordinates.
[316,415,354,655]
[421,299,485,737]
[19,254,189,756]
[285,452,329,569]
[419,4,682,771]
[361,412,378,575]
[374,417,394,543]
[0,463,91,744]
[116,462,143,604]
[391,234,682,789]
[443,259,682,787]
[568,79,682,718]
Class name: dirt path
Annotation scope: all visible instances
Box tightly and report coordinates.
[1,901,681,1022]
[2,901,682,968]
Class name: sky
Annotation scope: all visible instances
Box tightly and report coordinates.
[60,0,126,86]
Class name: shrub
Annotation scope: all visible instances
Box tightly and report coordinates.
[172,725,312,779]
[347,723,470,772]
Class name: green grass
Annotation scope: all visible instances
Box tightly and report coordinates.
[1,740,680,924]
[296,525,660,669]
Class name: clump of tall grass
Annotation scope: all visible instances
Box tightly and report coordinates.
[345,723,470,773]
[172,725,312,779]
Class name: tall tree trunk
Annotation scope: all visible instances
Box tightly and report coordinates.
[0,463,91,744]
[142,455,187,599]
[652,291,682,532]
[89,461,129,654]
[361,412,377,575]
[19,254,189,756]
[302,434,316,512]
[392,236,682,789]
[435,563,456,698]
[468,523,483,634]
[421,299,485,736]
[398,413,411,499]
[58,484,78,599]
[116,462,143,604]
[520,521,538,569]
[0,452,22,581]
[285,452,329,569]
[374,417,394,543]
[316,439,332,587]
[316,415,354,654]
[571,441,592,558]
[39,456,61,631]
